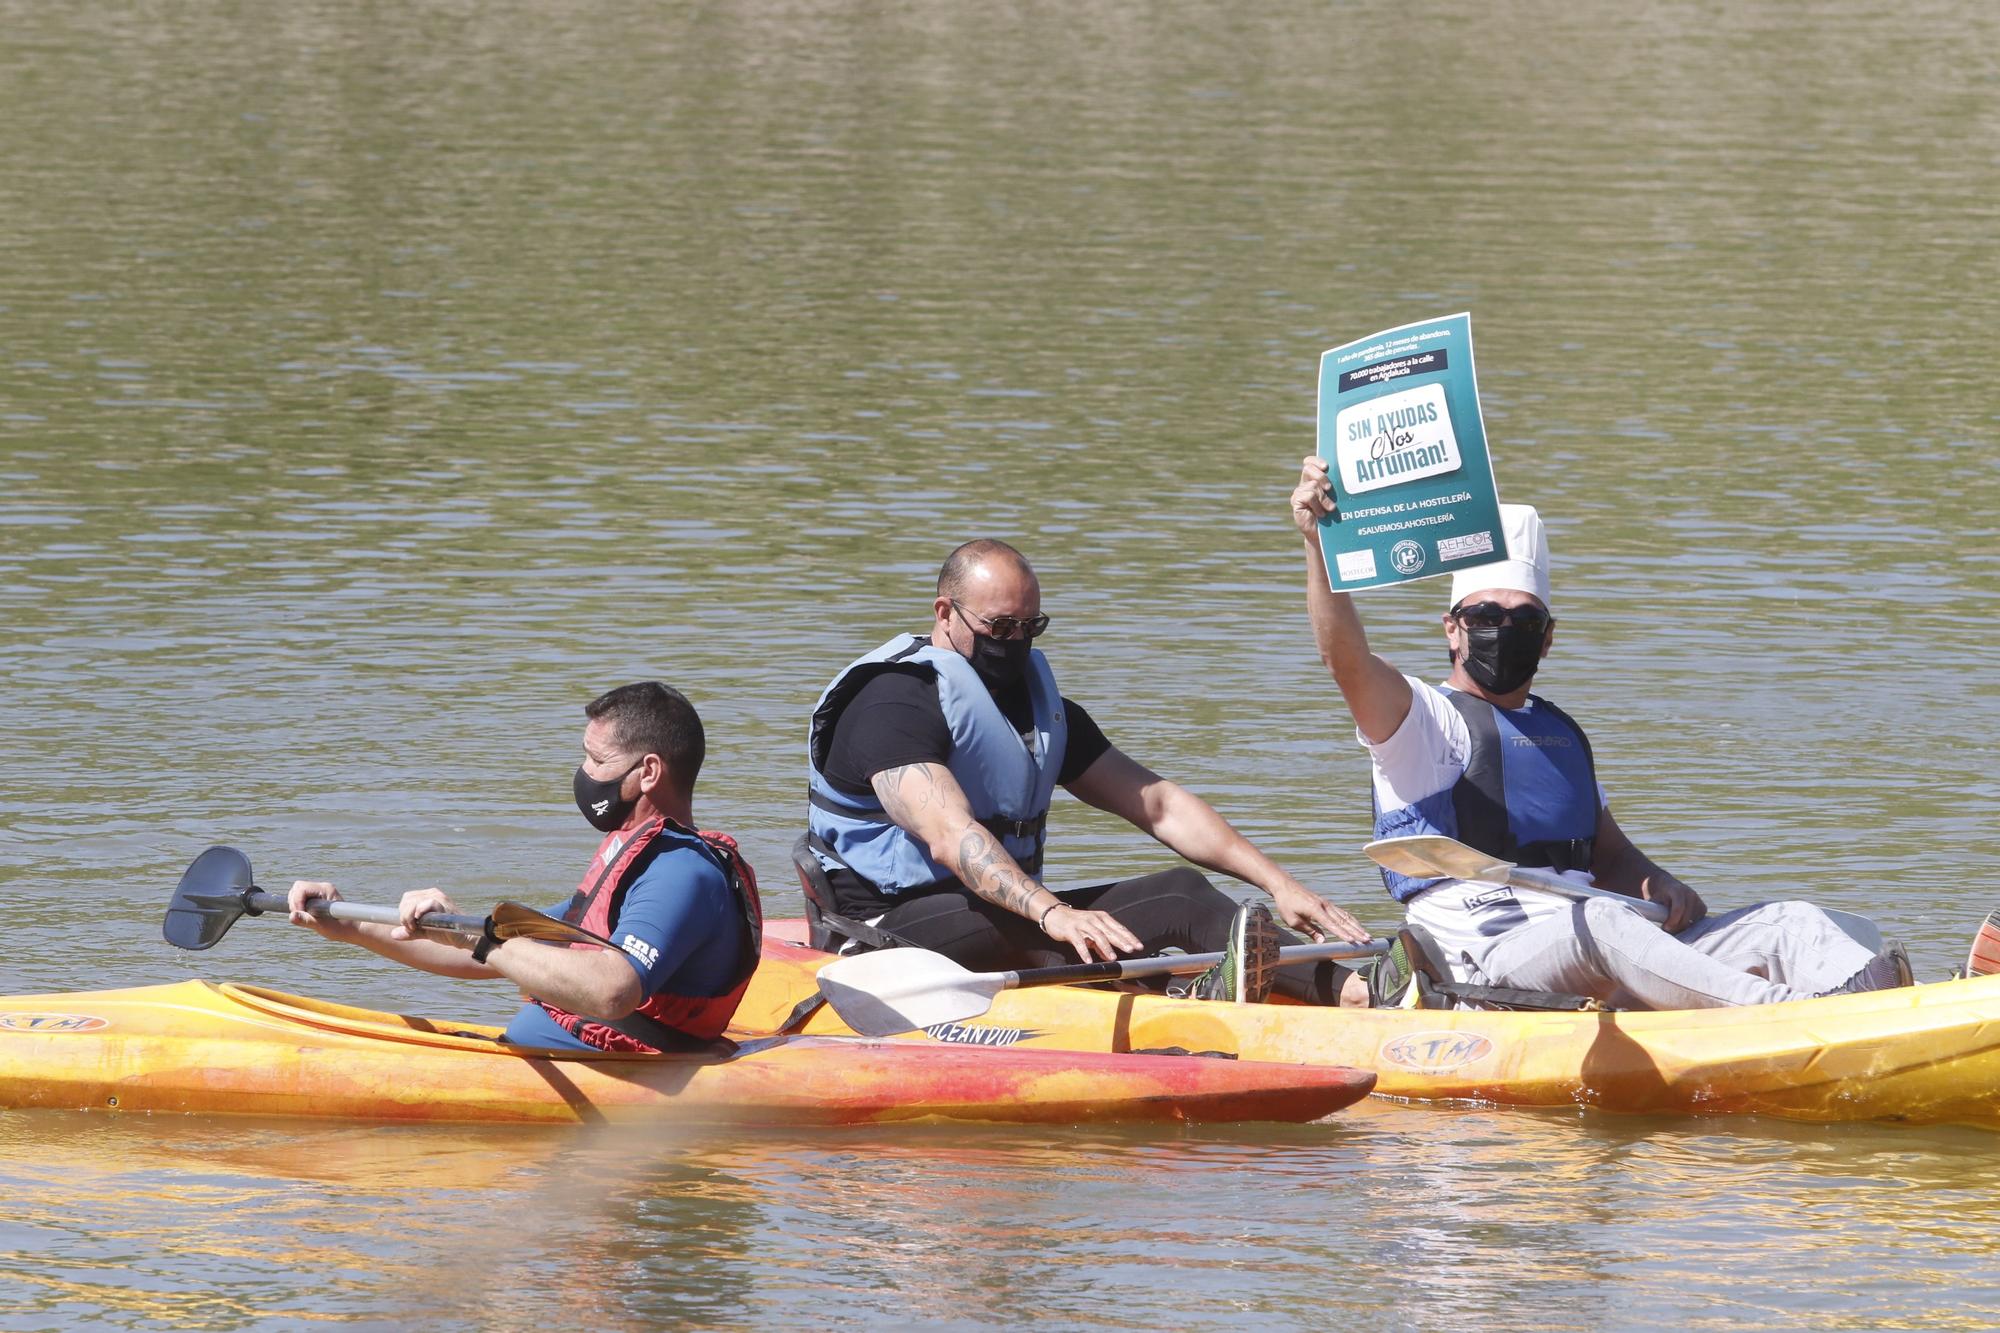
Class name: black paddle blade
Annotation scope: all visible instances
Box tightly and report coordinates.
[163,845,258,951]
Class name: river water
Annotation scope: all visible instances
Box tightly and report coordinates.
[2,1,1997,1328]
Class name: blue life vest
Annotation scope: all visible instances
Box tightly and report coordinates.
[806,634,1067,895]
[1373,688,1599,902]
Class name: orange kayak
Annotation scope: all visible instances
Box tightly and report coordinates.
[745,921,2000,1130]
[0,979,1373,1126]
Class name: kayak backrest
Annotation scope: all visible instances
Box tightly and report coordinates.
[792,834,852,953]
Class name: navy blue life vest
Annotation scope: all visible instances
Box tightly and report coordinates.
[1373,688,1599,902]
[805,633,1067,894]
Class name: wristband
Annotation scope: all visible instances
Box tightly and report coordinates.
[1038,901,1064,929]
[470,918,502,964]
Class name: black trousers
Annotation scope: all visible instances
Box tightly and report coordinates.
[872,866,1349,1005]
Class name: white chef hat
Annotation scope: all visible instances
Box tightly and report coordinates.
[1448,504,1552,611]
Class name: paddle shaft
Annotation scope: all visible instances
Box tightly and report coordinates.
[999,939,1388,990]
[1501,864,1671,924]
[245,891,486,936]
[1361,835,1671,925]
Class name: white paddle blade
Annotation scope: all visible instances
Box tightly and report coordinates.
[814,948,1009,1038]
[1363,835,1513,883]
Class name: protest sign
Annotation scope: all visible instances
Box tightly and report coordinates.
[1314,313,1504,590]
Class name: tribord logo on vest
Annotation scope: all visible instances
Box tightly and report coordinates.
[1379,1029,1493,1075]
[1333,381,1463,495]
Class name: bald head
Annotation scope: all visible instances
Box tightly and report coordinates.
[937,539,1035,601]
[930,539,1043,659]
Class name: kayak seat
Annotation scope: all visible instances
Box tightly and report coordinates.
[790,834,918,955]
[1369,924,1455,1009]
[1374,922,1605,1012]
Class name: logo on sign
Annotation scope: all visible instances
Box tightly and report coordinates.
[0,1013,108,1034]
[1379,1030,1492,1074]
[1333,382,1462,495]
[1390,540,1426,575]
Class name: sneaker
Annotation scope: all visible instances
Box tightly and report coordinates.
[1367,934,1416,1009]
[1967,912,2000,978]
[1179,904,1281,1005]
[1819,941,1914,997]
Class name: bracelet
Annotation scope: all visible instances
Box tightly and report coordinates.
[1038,901,1064,929]
[470,919,502,964]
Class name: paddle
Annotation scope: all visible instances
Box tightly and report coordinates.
[1361,834,1670,925]
[815,938,1390,1037]
[163,845,613,952]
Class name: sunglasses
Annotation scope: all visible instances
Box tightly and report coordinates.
[951,602,1050,640]
[1448,601,1553,633]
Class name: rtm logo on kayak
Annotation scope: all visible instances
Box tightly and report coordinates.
[922,1022,1045,1048]
[0,1013,108,1033]
[1379,1031,1492,1074]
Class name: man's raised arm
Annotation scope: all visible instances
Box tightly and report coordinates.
[1292,454,1414,745]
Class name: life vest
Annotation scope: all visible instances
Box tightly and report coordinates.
[1373,688,1599,902]
[805,633,1066,894]
[535,818,763,1053]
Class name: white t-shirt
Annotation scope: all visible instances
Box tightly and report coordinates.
[1362,675,1608,980]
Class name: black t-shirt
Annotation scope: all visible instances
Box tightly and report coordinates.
[816,663,1113,918]
[819,664,1111,797]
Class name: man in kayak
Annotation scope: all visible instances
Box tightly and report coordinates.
[287,681,761,1051]
[805,538,1371,1006]
[1288,456,1910,1009]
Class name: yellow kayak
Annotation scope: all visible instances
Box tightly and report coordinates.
[0,978,1374,1126]
[744,922,2000,1130]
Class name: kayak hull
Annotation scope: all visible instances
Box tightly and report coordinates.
[745,921,2000,1131]
[0,979,1373,1126]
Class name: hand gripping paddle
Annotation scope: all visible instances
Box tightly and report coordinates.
[163,845,612,952]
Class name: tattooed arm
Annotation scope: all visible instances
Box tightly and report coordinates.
[870,761,1141,962]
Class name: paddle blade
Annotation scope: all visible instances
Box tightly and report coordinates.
[1363,835,1513,884]
[488,902,614,949]
[815,948,1005,1038]
[163,846,257,951]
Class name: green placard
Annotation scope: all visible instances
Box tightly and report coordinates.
[1314,313,1504,590]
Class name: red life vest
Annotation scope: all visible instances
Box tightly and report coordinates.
[535,817,763,1053]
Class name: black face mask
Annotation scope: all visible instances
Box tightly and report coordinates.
[1459,623,1546,695]
[573,762,641,832]
[967,631,1032,691]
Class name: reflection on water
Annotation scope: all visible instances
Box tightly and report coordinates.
[3,0,1998,1327]
[6,1107,2000,1329]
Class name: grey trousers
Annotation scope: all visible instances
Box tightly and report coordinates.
[1470,897,1879,1010]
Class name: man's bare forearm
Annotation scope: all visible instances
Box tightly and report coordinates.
[875,762,1056,920]
[950,823,1051,918]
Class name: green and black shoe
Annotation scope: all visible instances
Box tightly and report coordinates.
[1177,903,1281,1005]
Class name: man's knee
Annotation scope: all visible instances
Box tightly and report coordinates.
[1151,866,1224,905]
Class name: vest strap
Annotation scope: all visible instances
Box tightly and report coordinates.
[980,811,1046,841]
[584,1010,739,1056]
[809,787,1046,841]
[1514,837,1595,873]
[1429,980,1605,1012]
[806,793,1046,874]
